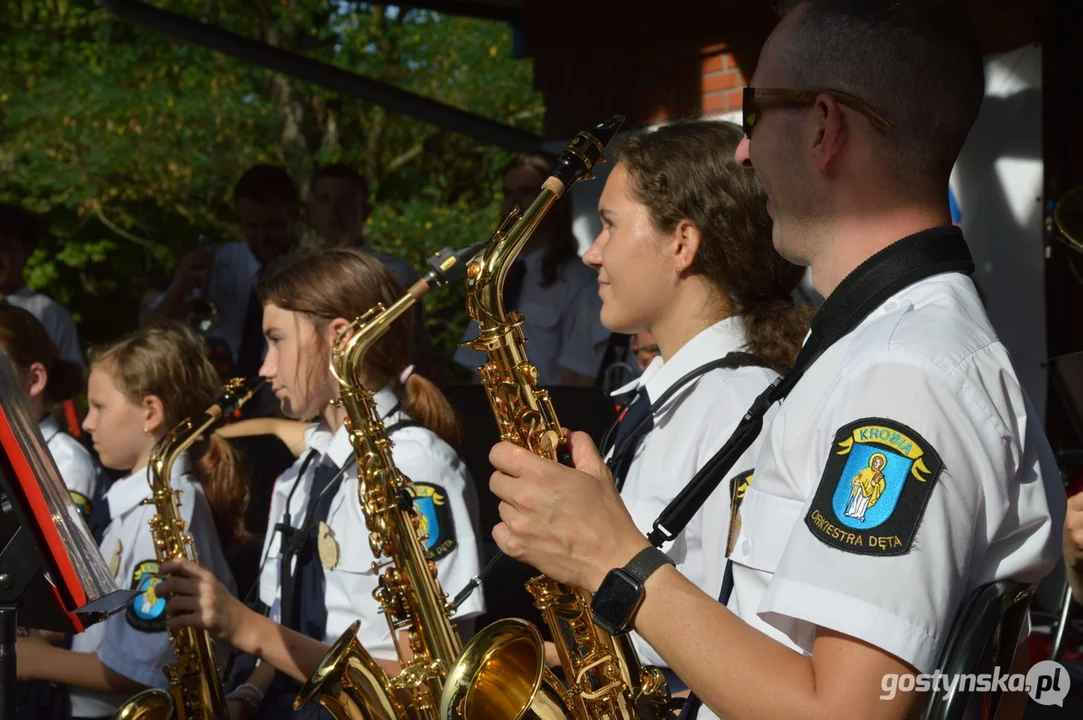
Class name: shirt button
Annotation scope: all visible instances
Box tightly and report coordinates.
[741,540,751,556]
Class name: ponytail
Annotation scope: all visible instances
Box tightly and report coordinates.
[193,434,251,549]
[742,300,815,374]
[401,374,463,450]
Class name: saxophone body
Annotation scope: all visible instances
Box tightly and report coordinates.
[112,378,265,720]
[439,116,673,720]
[294,243,484,720]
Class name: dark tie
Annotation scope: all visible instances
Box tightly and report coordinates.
[607,386,653,492]
[86,495,112,546]
[235,281,265,379]
[279,461,341,640]
[504,259,528,312]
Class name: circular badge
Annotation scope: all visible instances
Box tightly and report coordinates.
[318,521,339,570]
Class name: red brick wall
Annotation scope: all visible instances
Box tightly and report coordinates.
[523,0,1042,140]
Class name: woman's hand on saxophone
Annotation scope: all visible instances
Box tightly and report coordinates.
[489,430,651,593]
[157,558,256,652]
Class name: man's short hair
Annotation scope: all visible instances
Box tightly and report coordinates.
[233,164,299,208]
[776,0,985,185]
[313,163,369,198]
[0,202,41,254]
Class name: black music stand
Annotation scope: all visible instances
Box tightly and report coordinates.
[444,383,618,638]
[0,350,133,720]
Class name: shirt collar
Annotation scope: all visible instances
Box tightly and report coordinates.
[615,317,751,420]
[39,415,61,442]
[322,385,402,470]
[107,453,192,517]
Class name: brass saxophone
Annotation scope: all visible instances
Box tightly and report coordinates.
[113,377,266,720]
[439,116,673,720]
[292,243,484,720]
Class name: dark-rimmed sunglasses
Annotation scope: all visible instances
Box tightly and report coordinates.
[742,87,893,138]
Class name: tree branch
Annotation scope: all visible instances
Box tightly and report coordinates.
[92,205,153,248]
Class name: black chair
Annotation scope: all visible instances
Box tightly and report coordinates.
[444,383,618,638]
[921,580,1035,720]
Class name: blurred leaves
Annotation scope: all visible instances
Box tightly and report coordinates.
[0,0,543,364]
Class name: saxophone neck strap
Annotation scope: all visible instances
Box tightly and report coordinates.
[647,225,975,549]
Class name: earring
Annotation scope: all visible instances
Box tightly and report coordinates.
[143,427,151,436]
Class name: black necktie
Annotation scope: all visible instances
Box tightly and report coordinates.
[235,280,265,379]
[504,259,528,312]
[279,461,341,638]
[86,496,112,546]
[607,386,653,492]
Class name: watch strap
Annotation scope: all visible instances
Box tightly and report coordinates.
[623,546,675,585]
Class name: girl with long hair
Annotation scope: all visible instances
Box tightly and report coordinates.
[585,120,812,686]
[15,322,244,719]
[157,247,484,719]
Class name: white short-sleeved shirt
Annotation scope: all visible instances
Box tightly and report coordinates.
[70,455,236,718]
[202,241,262,365]
[698,273,1066,720]
[258,387,486,659]
[607,318,777,668]
[40,416,100,518]
[5,286,84,367]
[453,250,610,385]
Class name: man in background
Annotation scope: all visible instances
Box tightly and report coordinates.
[0,202,84,367]
[308,163,436,380]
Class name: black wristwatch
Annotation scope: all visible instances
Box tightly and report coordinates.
[590,547,675,636]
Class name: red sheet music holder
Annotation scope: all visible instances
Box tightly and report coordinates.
[0,347,131,684]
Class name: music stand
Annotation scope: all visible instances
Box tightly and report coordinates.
[0,349,132,719]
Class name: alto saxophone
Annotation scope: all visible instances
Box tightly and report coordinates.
[292,243,484,720]
[439,116,673,720]
[113,377,266,720]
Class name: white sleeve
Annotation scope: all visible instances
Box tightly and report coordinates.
[756,357,1043,674]
[40,302,85,368]
[97,509,175,688]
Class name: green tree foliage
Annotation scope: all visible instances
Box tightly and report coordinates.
[0,0,543,368]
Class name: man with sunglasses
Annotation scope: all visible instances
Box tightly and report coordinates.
[481,1,1066,718]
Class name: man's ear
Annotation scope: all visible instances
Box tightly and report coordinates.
[142,394,166,435]
[811,93,848,172]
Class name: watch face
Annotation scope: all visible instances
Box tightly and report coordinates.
[592,570,643,634]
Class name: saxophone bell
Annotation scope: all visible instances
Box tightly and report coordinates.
[440,619,573,720]
[111,689,174,720]
[293,620,408,720]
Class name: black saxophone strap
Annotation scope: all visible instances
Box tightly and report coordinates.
[601,352,771,462]
[647,225,975,549]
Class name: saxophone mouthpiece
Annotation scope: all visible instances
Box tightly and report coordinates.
[551,114,626,191]
[218,377,267,414]
[422,240,488,289]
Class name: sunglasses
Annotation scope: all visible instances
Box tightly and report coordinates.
[742,87,893,137]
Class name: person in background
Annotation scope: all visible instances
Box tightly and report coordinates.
[0,303,98,514]
[308,163,437,380]
[0,202,84,367]
[631,331,661,373]
[454,152,611,386]
[154,165,301,388]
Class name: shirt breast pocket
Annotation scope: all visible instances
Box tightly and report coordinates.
[321,508,383,642]
[731,488,806,574]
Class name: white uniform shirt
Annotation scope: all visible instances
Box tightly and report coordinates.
[700,274,1066,720]
[453,250,610,384]
[258,388,486,659]
[202,241,261,365]
[70,455,236,718]
[5,286,84,366]
[607,318,777,668]
[40,416,100,517]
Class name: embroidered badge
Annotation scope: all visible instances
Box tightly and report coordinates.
[126,560,166,632]
[317,520,340,570]
[69,491,92,520]
[725,469,754,558]
[408,483,456,560]
[805,419,943,556]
